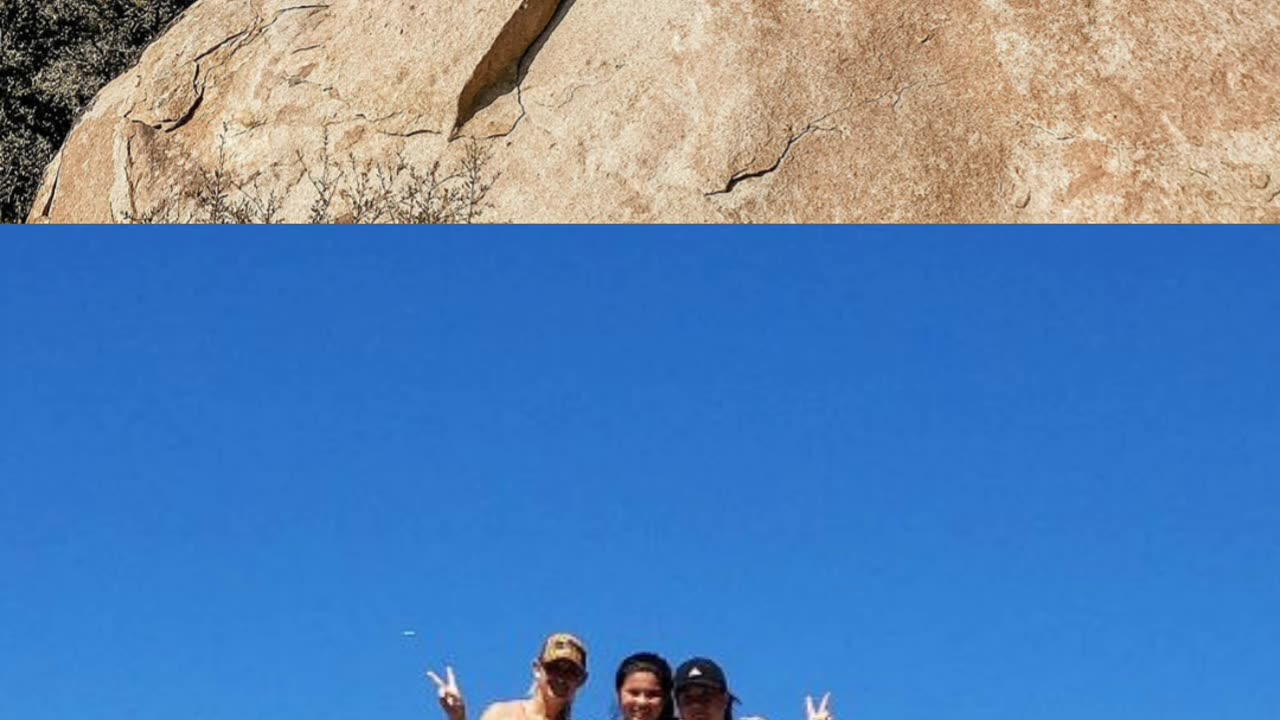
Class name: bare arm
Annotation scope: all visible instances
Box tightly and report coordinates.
[478,704,511,720]
[743,692,836,720]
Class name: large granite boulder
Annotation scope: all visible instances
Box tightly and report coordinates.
[28,0,1280,222]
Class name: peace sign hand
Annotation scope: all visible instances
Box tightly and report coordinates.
[805,693,833,720]
[426,666,466,720]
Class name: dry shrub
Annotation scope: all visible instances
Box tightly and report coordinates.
[128,126,497,224]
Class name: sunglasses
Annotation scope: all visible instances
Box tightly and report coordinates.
[676,686,726,704]
[542,661,585,681]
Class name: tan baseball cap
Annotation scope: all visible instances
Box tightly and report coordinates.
[539,632,587,672]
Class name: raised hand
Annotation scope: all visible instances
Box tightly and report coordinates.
[805,693,833,720]
[427,665,466,720]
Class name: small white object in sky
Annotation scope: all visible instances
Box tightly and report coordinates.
[402,630,418,637]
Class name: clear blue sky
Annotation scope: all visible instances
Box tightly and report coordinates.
[2,228,1278,720]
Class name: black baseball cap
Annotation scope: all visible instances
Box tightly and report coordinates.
[673,657,730,694]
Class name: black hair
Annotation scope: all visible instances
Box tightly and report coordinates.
[613,652,676,720]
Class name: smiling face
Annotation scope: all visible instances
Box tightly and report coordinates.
[538,659,587,701]
[619,670,665,720]
[675,685,729,720]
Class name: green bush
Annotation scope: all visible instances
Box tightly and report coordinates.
[1,0,194,222]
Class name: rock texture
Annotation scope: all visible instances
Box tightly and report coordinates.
[27,0,1280,222]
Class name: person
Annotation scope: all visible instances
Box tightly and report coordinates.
[671,657,835,720]
[613,652,675,720]
[427,633,590,720]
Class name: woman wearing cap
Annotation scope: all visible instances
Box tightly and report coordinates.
[672,657,835,720]
[429,643,676,720]
[427,633,589,720]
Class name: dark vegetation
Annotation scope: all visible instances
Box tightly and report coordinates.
[1,0,195,222]
[3,1,498,223]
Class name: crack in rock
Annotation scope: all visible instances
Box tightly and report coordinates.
[706,110,844,196]
[193,30,249,65]
[1029,121,1077,142]
[360,110,444,137]
[542,80,592,109]
[452,0,562,136]
[164,81,205,132]
[536,64,625,111]
[255,4,330,38]
[478,83,527,139]
[125,134,138,219]
[38,154,63,218]
[149,5,331,133]
[707,128,820,196]
[377,127,444,138]
[892,81,917,109]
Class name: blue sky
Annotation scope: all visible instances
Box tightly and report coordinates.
[2,228,1278,720]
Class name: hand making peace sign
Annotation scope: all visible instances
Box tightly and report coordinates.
[426,665,467,720]
[805,693,833,720]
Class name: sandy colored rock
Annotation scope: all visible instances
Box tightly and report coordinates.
[28,0,1280,222]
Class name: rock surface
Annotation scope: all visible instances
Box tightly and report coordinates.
[28,0,1280,222]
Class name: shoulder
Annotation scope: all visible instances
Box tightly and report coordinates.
[481,700,528,720]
